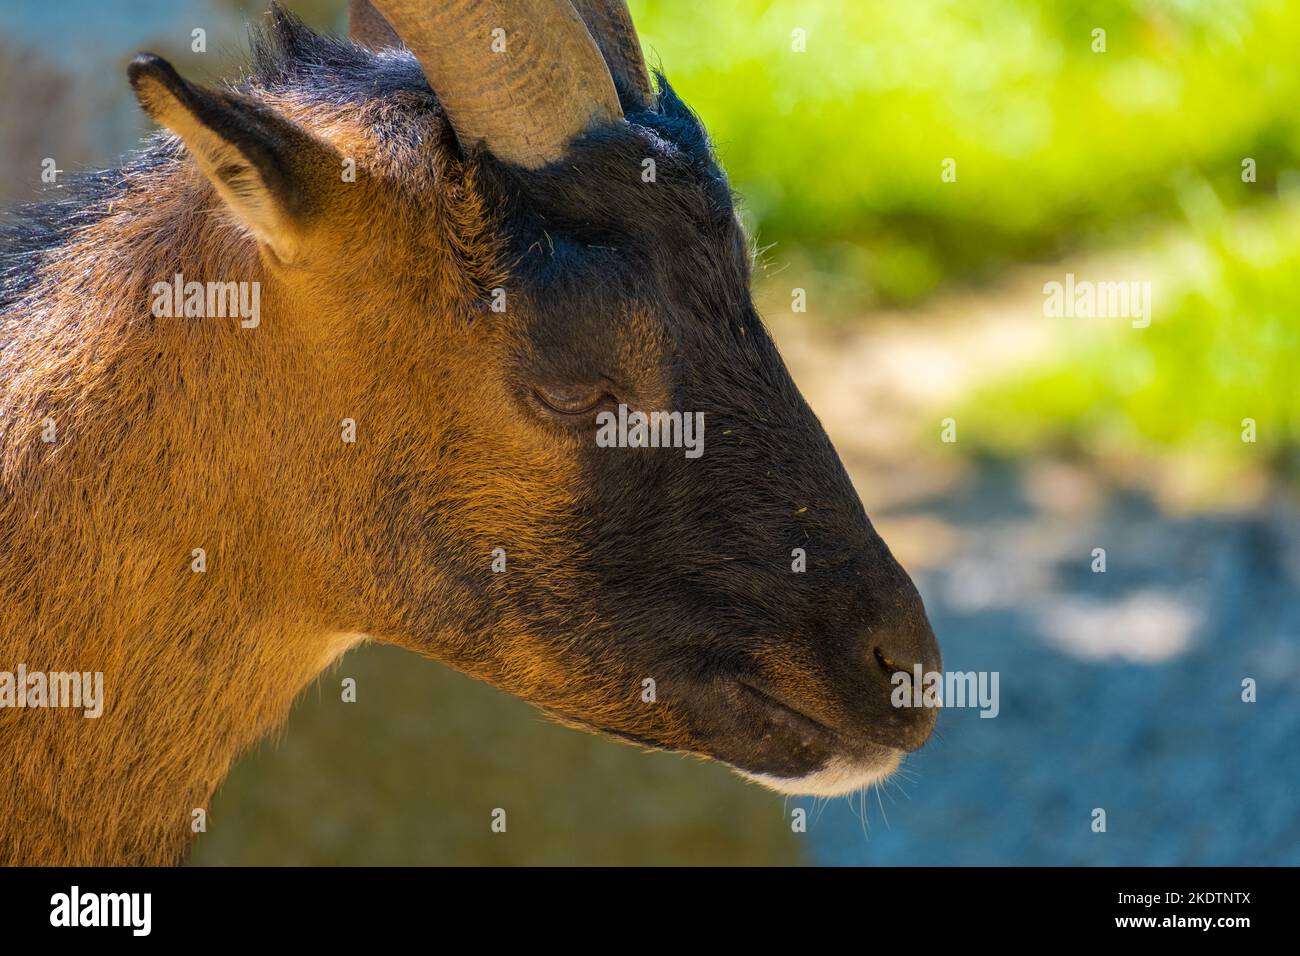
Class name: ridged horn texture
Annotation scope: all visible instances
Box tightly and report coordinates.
[348,0,402,49]
[370,0,624,169]
[569,0,654,109]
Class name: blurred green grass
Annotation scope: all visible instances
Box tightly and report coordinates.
[190,645,802,865]
[957,189,1300,484]
[634,0,1300,306]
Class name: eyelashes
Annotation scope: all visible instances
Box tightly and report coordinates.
[533,383,615,417]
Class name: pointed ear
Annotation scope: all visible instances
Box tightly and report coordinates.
[127,53,337,264]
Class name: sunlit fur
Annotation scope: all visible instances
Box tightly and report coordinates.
[0,13,937,864]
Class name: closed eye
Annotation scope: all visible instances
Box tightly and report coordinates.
[533,384,614,416]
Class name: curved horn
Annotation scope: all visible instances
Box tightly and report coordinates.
[570,0,653,109]
[370,0,623,169]
[349,0,401,50]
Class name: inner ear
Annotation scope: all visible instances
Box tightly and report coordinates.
[127,53,338,264]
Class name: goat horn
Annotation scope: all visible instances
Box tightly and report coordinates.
[370,0,623,169]
[348,0,402,50]
[569,0,654,109]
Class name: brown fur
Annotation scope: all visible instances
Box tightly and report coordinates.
[0,80,511,864]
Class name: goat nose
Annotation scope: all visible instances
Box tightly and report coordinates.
[871,600,941,675]
[863,656,938,752]
[863,625,941,752]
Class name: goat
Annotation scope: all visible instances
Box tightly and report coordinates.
[0,0,940,865]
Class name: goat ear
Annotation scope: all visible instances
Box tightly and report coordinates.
[127,53,335,264]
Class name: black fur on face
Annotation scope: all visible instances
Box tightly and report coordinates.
[456,78,941,789]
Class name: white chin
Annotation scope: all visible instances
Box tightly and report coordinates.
[735,751,902,797]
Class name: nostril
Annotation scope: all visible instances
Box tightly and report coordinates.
[873,646,908,678]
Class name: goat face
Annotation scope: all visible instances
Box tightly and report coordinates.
[127,5,940,797]
[431,107,942,796]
